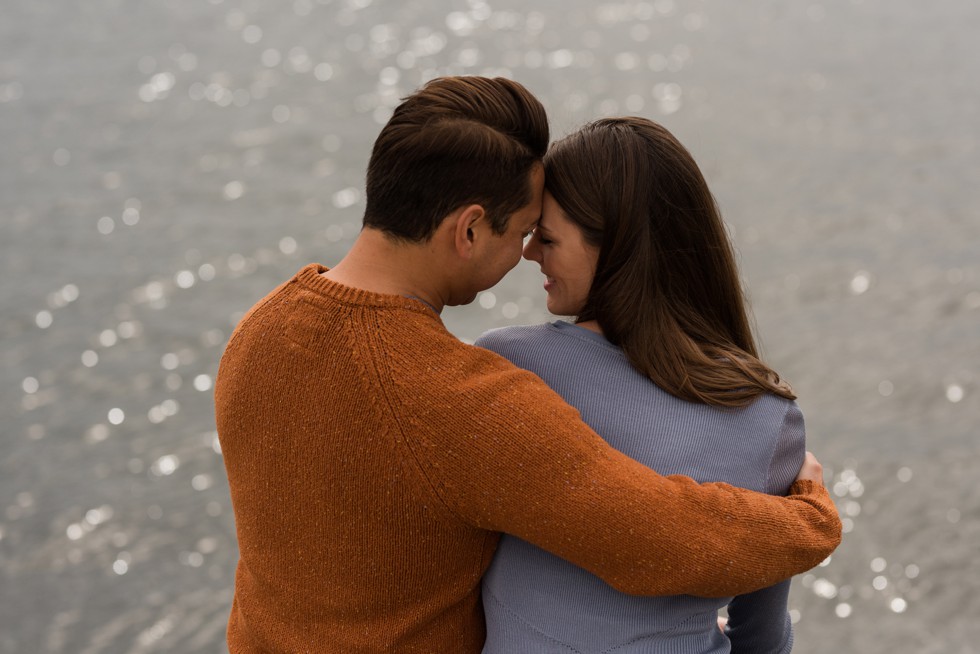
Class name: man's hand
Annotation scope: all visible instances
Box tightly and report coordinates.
[795,451,825,485]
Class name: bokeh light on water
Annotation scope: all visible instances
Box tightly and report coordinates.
[2,1,978,652]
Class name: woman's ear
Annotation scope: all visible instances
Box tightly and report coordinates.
[451,204,486,260]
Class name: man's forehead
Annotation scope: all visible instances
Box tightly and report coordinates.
[526,164,545,196]
[521,211,542,228]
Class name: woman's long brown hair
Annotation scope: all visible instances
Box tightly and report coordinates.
[544,117,795,408]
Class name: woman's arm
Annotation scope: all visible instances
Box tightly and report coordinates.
[725,581,793,653]
[725,401,810,651]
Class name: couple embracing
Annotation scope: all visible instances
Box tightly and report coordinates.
[214,76,841,653]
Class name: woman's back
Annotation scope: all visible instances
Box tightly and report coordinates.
[478,321,803,654]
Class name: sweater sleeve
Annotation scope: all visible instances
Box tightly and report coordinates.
[723,402,807,652]
[393,349,841,598]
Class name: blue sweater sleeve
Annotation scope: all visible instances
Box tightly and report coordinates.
[725,581,793,653]
[725,402,806,653]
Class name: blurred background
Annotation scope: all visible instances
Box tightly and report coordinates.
[2,0,977,651]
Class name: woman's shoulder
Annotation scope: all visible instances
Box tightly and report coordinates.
[474,322,557,352]
[739,392,805,447]
[751,389,802,413]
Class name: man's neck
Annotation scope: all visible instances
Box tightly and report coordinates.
[321,228,448,312]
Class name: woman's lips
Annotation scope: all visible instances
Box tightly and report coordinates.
[543,276,555,292]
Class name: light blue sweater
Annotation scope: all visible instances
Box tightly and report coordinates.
[476,321,804,654]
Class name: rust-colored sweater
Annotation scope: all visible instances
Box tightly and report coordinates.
[215,264,841,653]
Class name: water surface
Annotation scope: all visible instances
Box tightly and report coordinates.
[2,1,978,652]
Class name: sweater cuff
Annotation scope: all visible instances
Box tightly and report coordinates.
[787,479,820,496]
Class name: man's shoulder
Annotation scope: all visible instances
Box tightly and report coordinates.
[379,322,573,414]
[385,321,518,381]
[223,276,301,348]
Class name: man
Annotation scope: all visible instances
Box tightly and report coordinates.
[215,76,841,653]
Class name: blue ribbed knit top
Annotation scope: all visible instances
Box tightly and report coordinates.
[477,321,804,654]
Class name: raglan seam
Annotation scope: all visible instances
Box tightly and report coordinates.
[348,311,465,524]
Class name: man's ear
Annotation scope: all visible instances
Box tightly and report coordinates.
[451,204,486,260]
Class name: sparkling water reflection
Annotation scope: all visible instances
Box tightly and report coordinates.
[2,0,979,652]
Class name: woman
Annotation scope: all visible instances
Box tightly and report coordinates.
[477,117,804,653]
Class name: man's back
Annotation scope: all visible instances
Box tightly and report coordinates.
[216,264,495,652]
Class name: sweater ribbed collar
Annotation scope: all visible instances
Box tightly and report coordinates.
[293,263,442,318]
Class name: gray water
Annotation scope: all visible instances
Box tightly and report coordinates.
[2,1,978,652]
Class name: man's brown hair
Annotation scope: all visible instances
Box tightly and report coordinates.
[545,117,795,408]
[364,76,549,242]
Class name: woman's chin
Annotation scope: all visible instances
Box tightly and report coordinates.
[546,300,568,316]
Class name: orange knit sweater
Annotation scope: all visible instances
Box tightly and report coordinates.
[215,264,841,653]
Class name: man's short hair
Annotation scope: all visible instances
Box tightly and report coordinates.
[363,76,549,242]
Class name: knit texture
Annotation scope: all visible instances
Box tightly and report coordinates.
[478,322,802,653]
[214,264,842,653]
